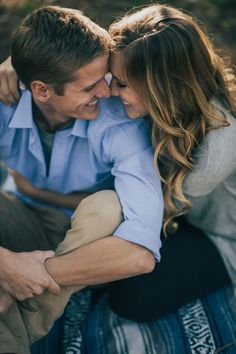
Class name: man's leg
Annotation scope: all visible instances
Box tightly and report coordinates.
[0,192,66,252]
[0,192,69,354]
[0,302,30,354]
[20,190,123,344]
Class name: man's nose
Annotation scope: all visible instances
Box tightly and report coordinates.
[96,79,111,98]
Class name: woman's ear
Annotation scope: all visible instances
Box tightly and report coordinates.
[30,80,53,102]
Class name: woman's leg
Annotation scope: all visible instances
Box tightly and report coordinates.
[108,218,231,321]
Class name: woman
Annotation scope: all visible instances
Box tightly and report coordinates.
[106,3,236,320]
[0,3,234,322]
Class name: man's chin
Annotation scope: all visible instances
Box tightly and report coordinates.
[84,106,100,120]
[74,110,100,121]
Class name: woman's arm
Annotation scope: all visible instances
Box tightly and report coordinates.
[0,56,20,105]
[11,170,90,209]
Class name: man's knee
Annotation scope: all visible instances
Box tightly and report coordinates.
[73,190,123,231]
[93,190,123,227]
[56,190,123,254]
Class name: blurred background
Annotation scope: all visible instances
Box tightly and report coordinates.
[0,0,235,64]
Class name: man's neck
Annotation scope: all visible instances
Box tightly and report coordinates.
[32,98,73,133]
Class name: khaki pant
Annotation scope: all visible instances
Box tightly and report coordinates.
[0,190,122,354]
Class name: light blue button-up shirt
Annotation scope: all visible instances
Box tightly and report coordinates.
[0,90,163,259]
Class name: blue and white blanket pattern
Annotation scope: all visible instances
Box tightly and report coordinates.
[63,285,236,354]
[31,285,236,354]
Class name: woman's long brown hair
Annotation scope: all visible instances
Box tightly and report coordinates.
[109,4,236,234]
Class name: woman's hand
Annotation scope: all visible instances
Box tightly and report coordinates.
[11,169,90,209]
[11,170,36,197]
[0,56,20,105]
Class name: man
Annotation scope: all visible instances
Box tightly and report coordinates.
[0,6,163,354]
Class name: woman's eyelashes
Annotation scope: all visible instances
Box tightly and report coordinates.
[117,81,127,88]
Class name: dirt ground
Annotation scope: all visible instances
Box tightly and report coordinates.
[0,0,235,64]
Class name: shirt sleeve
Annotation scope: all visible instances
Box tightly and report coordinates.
[183,110,236,197]
[100,119,163,261]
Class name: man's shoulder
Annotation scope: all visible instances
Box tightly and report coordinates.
[0,101,17,118]
[0,89,33,127]
[0,101,17,129]
[87,97,152,160]
[95,96,129,127]
[89,96,148,136]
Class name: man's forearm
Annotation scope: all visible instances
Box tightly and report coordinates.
[45,236,155,286]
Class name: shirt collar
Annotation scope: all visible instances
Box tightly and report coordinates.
[9,89,89,138]
[9,89,34,128]
[70,118,89,138]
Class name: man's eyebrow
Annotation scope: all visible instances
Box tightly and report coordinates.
[84,77,105,90]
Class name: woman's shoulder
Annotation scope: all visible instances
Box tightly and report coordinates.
[204,98,236,150]
[183,98,236,197]
[210,97,236,127]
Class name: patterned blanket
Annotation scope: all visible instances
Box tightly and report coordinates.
[32,285,236,354]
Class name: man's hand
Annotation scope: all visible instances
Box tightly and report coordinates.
[0,56,20,105]
[0,247,60,301]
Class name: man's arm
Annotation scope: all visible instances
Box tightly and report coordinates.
[97,115,164,260]
[45,236,155,286]
[0,246,60,301]
[45,115,163,287]
[10,171,155,286]
[0,56,20,105]
[11,170,90,209]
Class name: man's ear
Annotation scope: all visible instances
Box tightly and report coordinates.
[31,81,53,102]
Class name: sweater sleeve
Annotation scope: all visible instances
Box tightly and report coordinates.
[183,105,236,197]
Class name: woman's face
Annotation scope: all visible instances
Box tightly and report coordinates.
[110,52,148,119]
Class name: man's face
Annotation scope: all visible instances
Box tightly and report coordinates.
[46,54,110,123]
